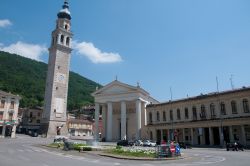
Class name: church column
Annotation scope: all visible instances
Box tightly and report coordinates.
[182,128,186,142]
[94,103,100,141]
[121,101,126,140]
[229,126,234,142]
[219,127,224,147]
[190,128,194,145]
[241,125,246,146]
[209,127,214,145]
[136,99,142,139]
[107,102,113,141]
[1,124,6,138]
[102,105,107,139]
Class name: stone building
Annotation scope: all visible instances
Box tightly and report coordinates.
[92,80,159,141]
[18,107,43,133]
[147,87,250,147]
[42,0,73,137]
[68,118,93,140]
[0,90,21,138]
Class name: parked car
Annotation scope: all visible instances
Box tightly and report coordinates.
[30,130,38,137]
[117,140,135,146]
[178,142,192,149]
[134,140,143,146]
[143,140,156,147]
[226,142,244,151]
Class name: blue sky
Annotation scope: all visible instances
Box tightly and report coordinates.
[1,0,250,102]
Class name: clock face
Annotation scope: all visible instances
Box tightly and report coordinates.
[57,73,65,83]
[59,74,64,81]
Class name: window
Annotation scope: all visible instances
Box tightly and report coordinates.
[192,106,197,120]
[0,100,5,108]
[220,102,226,115]
[65,24,68,30]
[170,110,173,121]
[210,103,216,118]
[231,100,237,114]
[66,37,70,46]
[163,111,166,121]
[60,35,64,44]
[0,112,3,120]
[156,111,160,121]
[200,105,206,119]
[10,101,14,109]
[243,99,249,113]
[29,112,33,118]
[37,112,41,117]
[149,112,152,123]
[9,113,13,121]
[36,120,40,123]
[185,108,189,119]
[177,109,181,120]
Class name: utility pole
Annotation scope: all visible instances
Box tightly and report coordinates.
[230,74,234,90]
[170,87,173,141]
[216,76,224,147]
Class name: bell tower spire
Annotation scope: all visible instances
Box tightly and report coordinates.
[42,0,73,137]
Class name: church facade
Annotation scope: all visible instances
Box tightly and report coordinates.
[92,80,159,141]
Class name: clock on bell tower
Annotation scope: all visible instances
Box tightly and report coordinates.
[42,0,73,137]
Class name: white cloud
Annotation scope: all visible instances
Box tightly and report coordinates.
[0,41,47,61]
[73,41,122,64]
[0,19,12,28]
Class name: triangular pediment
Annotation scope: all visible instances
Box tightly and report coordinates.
[92,80,138,96]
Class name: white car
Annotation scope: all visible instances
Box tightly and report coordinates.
[143,140,156,147]
[134,140,143,146]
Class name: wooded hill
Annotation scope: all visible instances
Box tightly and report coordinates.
[0,51,101,111]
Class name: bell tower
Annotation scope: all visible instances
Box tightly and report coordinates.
[42,0,73,137]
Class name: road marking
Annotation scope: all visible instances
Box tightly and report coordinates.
[17,149,24,152]
[114,163,121,165]
[17,155,31,161]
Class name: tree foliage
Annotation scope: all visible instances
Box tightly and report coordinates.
[0,51,101,110]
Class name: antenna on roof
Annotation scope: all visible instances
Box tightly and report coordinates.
[230,74,234,90]
[137,81,140,87]
[170,87,173,101]
[216,76,219,93]
[115,75,118,81]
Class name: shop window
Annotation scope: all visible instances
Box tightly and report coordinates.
[0,112,3,120]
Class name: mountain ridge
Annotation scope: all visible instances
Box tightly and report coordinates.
[0,51,101,111]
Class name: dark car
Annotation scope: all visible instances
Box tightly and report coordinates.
[178,142,191,149]
[226,142,244,151]
[117,140,134,146]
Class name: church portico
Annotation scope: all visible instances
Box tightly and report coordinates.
[92,80,158,142]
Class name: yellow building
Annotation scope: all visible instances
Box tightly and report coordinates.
[146,87,250,147]
[0,90,21,138]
